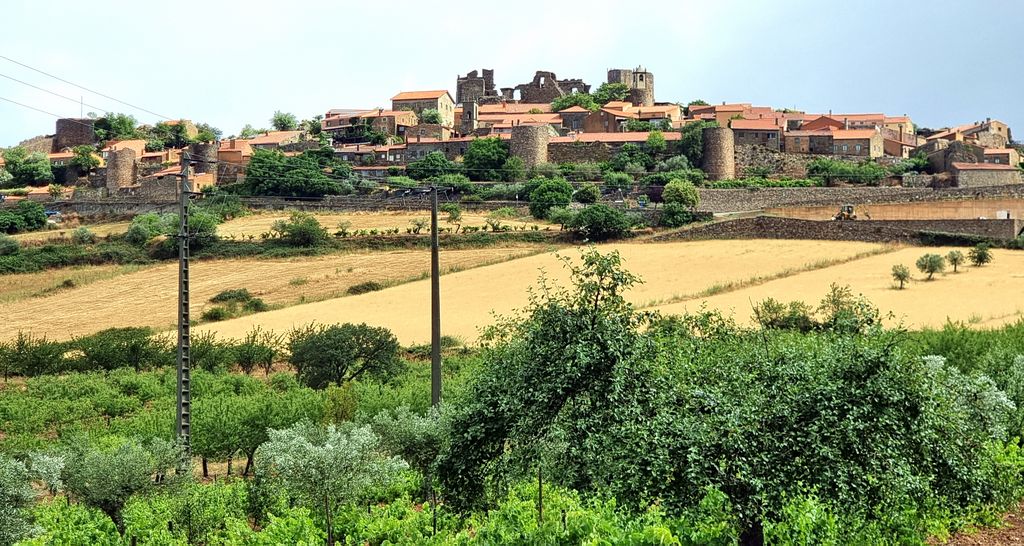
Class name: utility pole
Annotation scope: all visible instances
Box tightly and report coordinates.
[176,152,193,460]
[430,185,441,407]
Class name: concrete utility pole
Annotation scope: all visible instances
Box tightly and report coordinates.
[176,152,193,459]
[430,185,442,407]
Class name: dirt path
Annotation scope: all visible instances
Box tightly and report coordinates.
[940,506,1024,545]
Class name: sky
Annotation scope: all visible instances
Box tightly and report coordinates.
[1,0,1021,147]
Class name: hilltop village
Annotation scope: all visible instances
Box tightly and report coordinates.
[1,65,1020,203]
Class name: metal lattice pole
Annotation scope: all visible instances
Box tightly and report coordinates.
[176,152,192,460]
[430,185,442,407]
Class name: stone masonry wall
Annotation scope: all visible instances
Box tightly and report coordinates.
[658,216,1023,243]
[547,142,613,164]
[698,184,1024,213]
[510,125,550,167]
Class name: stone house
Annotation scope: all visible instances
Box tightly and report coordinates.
[101,139,148,162]
[730,119,781,151]
[581,102,681,133]
[950,162,1022,188]
[783,130,834,154]
[800,116,844,132]
[984,148,1021,166]
[248,131,303,150]
[927,119,1012,149]
[558,106,590,132]
[218,139,254,166]
[356,109,419,138]
[831,129,883,158]
[391,90,456,128]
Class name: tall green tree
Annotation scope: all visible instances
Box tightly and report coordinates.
[94,113,138,141]
[462,137,509,181]
[2,147,53,186]
[592,82,630,104]
[289,323,402,389]
[70,145,100,174]
[271,111,299,131]
[0,455,35,545]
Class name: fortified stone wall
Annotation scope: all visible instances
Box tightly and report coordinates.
[956,169,1022,188]
[54,118,96,151]
[513,71,590,103]
[768,197,1024,221]
[697,184,1024,213]
[105,148,137,191]
[658,216,1023,243]
[547,142,613,164]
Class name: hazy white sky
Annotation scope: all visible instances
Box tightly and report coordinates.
[1,0,1021,146]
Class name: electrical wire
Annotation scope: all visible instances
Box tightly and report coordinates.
[0,54,172,120]
[0,71,109,114]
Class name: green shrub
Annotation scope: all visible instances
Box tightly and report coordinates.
[603,171,633,193]
[573,183,601,204]
[271,212,329,247]
[348,281,385,295]
[916,253,946,280]
[71,327,172,372]
[567,204,632,241]
[244,298,269,313]
[969,243,993,267]
[529,177,573,219]
[662,179,700,208]
[659,202,700,228]
[71,227,96,245]
[0,234,18,256]
[0,332,67,377]
[201,306,232,321]
[210,288,254,303]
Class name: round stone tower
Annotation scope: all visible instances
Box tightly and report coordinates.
[54,118,96,151]
[189,142,219,175]
[629,68,655,107]
[702,127,735,181]
[607,68,633,86]
[510,125,550,168]
[105,148,137,192]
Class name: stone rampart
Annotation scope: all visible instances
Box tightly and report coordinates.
[698,184,1024,213]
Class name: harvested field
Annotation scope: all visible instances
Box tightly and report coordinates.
[654,247,1024,329]
[217,209,544,238]
[11,221,132,242]
[198,240,890,344]
[0,264,147,304]
[0,246,545,341]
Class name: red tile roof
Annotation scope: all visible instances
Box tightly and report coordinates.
[248,131,303,145]
[730,119,780,131]
[785,130,834,137]
[392,90,451,101]
[983,148,1017,155]
[550,132,682,144]
[951,162,1019,171]
[831,129,879,140]
[558,105,590,113]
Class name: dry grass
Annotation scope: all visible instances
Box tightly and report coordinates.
[11,221,132,242]
[653,247,1024,329]
[0,246,547,341]
[217,209,544,238]
[198,240,887,344]
[0,264,149,304]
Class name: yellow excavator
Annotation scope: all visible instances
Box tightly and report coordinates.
[833,204,857,221]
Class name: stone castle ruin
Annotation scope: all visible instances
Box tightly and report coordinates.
[456,69,590,105]
[607,66,655,107]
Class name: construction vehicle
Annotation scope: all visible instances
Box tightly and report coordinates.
[832,204,856,221]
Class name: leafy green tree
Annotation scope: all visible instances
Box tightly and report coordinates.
[463,137,508,181]
[645,130,667,155]
[603,171,632,194]
[256,421,408,546]
[0,455,35,545]
[655,155,692,172]
[573,182,601,204]
[946,250,965,273]
[678,120,717,165]
[246,149,348,197]
[610,143,653,172]
[546,207,577,230]
[406,151,458,180]
[239,124,259,139]
[624,119,655,132]
[94,113,138,141]
[271,212,329,247]
[501,156,526,182]
[440,203,463,233]
[148,122,190,149]
[70,145,100,174]
[567,204,632,240]
[592,82,630,104]
[662,179,700,208]
[14,200,47,231]
[969,244,993,267]
[916,253,945,280]
[0,166,12,187]
[0,234,18,257]
[289,323,402,389]
[271,111,299,131]
[72,327,171,372]
[63,439,180,532]
[892,264,911,289]
[528,177,573,219]
[550,93,598,112]
[2,147,53,186]
[419,109,442,124]
[369,406,443,477]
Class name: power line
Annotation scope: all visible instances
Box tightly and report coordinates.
[0,71,108,114]
[0,54,172,120]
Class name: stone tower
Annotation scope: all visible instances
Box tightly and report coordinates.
[702,127,735,181]
[460,101,479,135]
[510,124,551,168]
[189,142,218,175]
[54,118,96,151]
[105,148,137,192]
[607,66,655,107]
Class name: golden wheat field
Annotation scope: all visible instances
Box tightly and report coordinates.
[0,246,545,341]
[656,247,1024,329]
[197,240,896,344]
[216,209,545,238]
[11,221,132,242]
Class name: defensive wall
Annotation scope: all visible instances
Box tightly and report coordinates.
[697,184,1024,213]
[768,198,1024,221]
[656,216,1024,243]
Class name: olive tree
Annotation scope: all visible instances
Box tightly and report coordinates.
[915,253,945,280]
[289,323,402,389]
[0,455,35,545]
[256,421,408,546]
[969,244,993,267]
[945,250,964,273]
[891,264,911,289]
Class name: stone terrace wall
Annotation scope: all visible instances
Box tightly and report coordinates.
[657,216,1023,243]
[548,142,613,164]
[698,184,1024,213]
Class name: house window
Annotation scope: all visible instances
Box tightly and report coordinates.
[855,144,862,153]
[842,144,848,152]
[768,133,776,139]
[794,137,801,144]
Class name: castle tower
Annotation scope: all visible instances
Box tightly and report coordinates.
[702,127,735,181]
